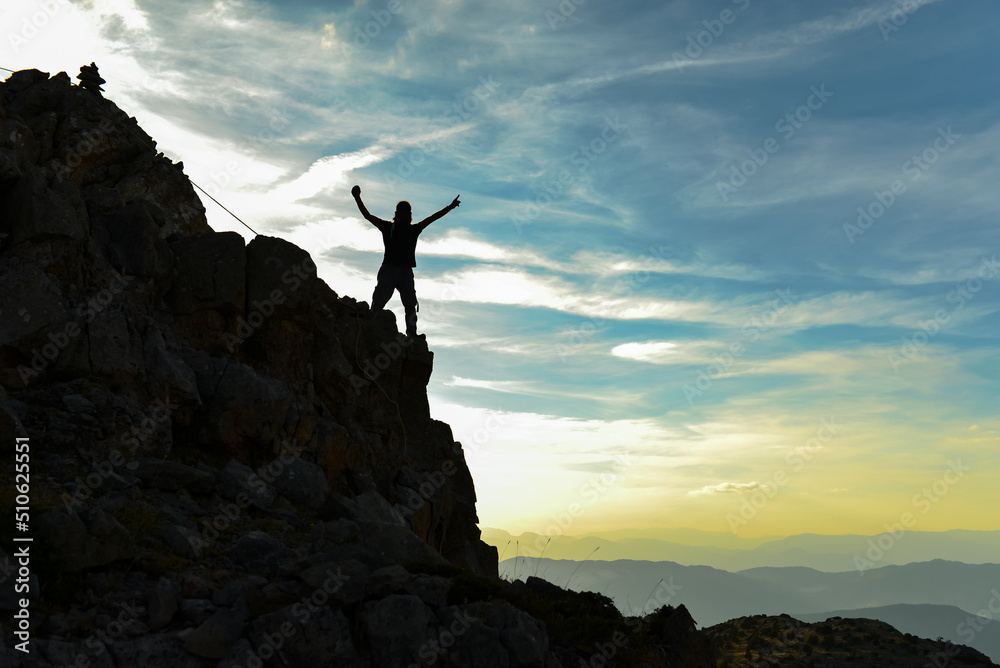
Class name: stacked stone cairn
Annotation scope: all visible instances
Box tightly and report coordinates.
[76,61,105,94]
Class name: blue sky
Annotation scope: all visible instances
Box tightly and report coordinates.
[5,0,999,538]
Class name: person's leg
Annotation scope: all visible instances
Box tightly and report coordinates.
[398,269,419,336]
[371,264,395,311]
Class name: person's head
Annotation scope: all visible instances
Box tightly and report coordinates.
[393,201,412,225]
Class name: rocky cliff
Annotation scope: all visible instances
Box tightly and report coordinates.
[0,69,719,667]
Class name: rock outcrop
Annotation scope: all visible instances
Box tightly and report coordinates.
[0,69,719,667]
[706,614,998,667]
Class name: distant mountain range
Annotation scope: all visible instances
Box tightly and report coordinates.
[483,527,1000,571]
[498,558,1000,661]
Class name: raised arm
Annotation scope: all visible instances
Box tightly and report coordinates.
[417,195,461,229]
[351,185,382,227]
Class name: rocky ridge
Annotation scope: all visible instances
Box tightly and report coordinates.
[0,69,718,667]
[706,614,998,667]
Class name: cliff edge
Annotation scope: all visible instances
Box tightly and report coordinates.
[0,69,720,668]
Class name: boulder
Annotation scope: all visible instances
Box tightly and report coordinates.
[147,577,181,631]
[96,200,174,281]
[161,524,203,559]
[108,633,205,668]
[182,608,245,659]
[264,456,329,510]
[231,531,290,577]
[251,605,360,667]
[471,601,550,667]
[184,351,293,454]
[219,458,275,509]
[37,508,134,572]
[359,594,438,667]
[0,161,89,247]
[310,518,448,568]
[166,231,245,352]
[297,558,370,607]
[166,231,245,316]
[245,234,320,315]
[131,458,215,494]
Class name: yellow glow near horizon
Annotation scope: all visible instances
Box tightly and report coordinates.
[431,399,1000,540]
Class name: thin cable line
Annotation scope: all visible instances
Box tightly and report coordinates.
[191,181,259,235]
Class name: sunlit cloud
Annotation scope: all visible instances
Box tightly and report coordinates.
[689,482,769,496]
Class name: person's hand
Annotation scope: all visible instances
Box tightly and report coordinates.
[450,195,460,209]
[352,185,361,198]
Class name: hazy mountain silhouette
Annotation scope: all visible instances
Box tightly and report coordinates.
[485,527,1000,571]
[501,558,1000,629]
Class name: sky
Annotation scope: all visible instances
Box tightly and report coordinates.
[4,0,999,541]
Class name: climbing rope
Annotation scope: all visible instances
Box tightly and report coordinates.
[190,182,259,236]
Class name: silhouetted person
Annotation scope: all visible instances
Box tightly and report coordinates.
[352,184,460,338]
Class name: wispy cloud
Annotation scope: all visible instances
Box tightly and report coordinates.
[689,481,769,496]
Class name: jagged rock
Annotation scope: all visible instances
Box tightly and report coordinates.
[0,147,20,188]
[131,457,215,494]
[167,231,245,316]
[647,604,715,668]
[161,524,203,559]
[470,601,550,667]
[251,605,360,667]
[311,517,448,567]
[96,200,175,280]
[219,458,275,509]
[264,455,329,510]
[83,184,125,214]
[367,564,453,608]
[245,234,321,315]
[138,316,201,413]
[183,350,294,454]
[352,489,408,524]
[360,594,439,667]
[212,580,247,608]
[147,577,181,631]
[177,598,216,625]
[86,304,148,384]
[297,558,370,607]
[182,608,245,659]
[36,638,85,667]
[61,393,95,413]
[178,573,214,599]
[435,611,510,668]
[0,263,68,354]
[108,634,204,668]
[165,230,245,350]
[231,531,290,577]
[37,507,134,572]
[114,150,209,238]
[0,162,89,247]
